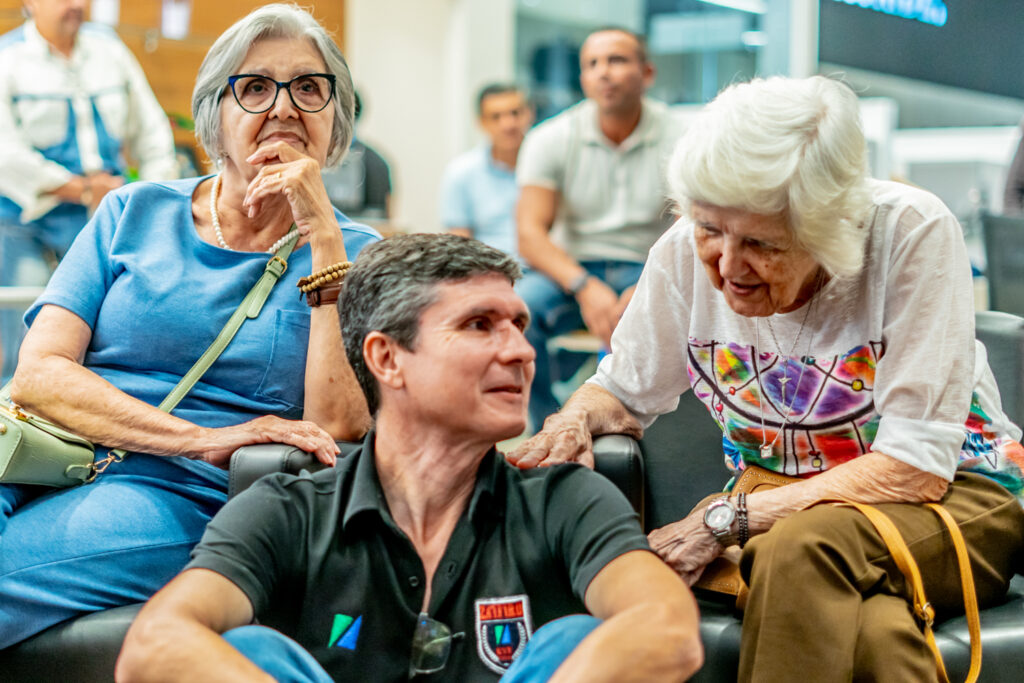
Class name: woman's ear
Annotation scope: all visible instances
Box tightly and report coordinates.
[363,330,404,391]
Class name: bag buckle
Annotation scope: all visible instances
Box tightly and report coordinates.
[914,601,935,627]
[9,403,29,421]
[86,450,125,482]
[267,255,288,276]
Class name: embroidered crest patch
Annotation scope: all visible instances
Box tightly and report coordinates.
[474,595,533,674]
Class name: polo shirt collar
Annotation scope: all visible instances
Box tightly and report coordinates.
[580,96,663,149]
[342,431,503,531]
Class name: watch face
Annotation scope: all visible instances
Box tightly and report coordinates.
[705,502,735,529]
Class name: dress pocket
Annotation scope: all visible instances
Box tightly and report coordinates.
[255,309,310,413]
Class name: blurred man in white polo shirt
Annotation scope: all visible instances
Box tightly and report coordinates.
[516,27,683,429]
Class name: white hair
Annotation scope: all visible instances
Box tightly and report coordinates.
[667,76,872,278]
[191,3,355,168]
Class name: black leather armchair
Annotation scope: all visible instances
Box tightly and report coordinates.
[588,309,1024,682]
[2,311,1022,681]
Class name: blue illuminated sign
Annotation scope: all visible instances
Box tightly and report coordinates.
[830,0,948,27]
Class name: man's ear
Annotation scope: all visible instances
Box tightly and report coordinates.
[363,330,405,391]
[642,61,656,90]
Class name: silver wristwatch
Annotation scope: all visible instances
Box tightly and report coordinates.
[703,497,738,545]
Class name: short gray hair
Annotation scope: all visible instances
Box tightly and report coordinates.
[339,234,522,415]
[191,3,355,168]
[667,76,872,278]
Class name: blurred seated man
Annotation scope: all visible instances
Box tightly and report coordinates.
[441,83,533,257]
[516,27,682,430]
[116,234,702,683]
[321,91,392,222]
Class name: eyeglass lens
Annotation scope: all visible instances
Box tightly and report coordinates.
[232,75,333,113]
[410,613,452,675]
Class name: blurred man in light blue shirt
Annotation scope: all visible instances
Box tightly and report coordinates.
[440,84,533,257]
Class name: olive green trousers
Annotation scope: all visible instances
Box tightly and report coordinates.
[738,472,1024,682]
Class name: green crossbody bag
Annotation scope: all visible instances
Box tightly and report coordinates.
[0,233,299,488]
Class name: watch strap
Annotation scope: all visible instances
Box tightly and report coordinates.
[567,272,591,297]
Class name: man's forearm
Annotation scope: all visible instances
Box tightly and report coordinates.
[116,618,272,683]
[549,601,703,683]
[519,221,585,290]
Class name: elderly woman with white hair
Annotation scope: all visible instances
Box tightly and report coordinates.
[0,4,378,648]
[511,75,1024,680]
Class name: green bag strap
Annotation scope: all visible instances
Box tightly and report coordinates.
[96,230,300,471]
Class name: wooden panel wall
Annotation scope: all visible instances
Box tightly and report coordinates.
[0,1,345,171]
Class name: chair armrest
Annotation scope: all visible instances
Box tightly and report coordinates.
[228,440,362,499]
[593,434,645,529]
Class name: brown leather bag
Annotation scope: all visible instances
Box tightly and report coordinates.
[690,465,799,607]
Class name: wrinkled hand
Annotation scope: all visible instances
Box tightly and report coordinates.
[506,411,594,469]
[576,278,620,348]
[87,172,124,213]
[647,509,725,586]
[242,141,338,241]
[196,415,340,469]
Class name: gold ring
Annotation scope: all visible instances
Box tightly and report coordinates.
[274,172,282,180]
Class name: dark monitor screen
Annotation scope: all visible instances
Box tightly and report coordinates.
[819,0,1024,100]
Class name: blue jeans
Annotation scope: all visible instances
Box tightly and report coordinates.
[0,217,80,385]
[0,454,227,648]
[517,261,644,430]
[224,615,601,682]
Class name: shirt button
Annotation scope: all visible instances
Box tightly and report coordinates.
[408,576,420,588]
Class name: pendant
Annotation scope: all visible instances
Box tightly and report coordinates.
[760,444,773,459]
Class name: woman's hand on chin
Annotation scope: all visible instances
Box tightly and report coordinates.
[242,141,337,238]
[648,510,724,586]
[190,415,341,469]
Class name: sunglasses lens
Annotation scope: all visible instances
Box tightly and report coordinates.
[410,614,452,674]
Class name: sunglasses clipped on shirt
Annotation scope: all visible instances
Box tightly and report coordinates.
[409,612,465,677]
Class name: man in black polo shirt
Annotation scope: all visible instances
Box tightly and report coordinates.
[117,234,702,682]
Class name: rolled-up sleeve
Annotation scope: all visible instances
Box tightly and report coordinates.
[871,195,976,479]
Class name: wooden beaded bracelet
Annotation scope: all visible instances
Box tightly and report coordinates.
[296,261,352,289]
[299,267,351,293]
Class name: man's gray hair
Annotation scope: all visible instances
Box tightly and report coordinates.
[191,3,355,168]
[667,76,872,279]
[339,234,522,415]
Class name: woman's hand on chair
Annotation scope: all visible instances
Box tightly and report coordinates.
[506,410,594,469]
[192,415,340,469]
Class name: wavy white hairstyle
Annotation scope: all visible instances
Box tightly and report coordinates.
[667,76,872,278]
[191,3,355,169]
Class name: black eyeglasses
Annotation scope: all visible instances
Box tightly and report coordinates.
[227,73,336,114]
[409,613,464,676]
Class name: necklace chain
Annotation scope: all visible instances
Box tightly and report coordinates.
[755,272,823,458]
[208,174,300,253]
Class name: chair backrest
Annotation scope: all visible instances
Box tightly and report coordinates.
[640,391,729,532]
[982,213,1024,317]
[975,309,1024,429]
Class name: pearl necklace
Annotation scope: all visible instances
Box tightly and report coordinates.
[209,174,300,253]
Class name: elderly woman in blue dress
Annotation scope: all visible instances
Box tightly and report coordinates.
[0,4,379,648]
[511,75,1024,680]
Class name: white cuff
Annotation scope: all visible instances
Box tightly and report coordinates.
[873,415,964,480]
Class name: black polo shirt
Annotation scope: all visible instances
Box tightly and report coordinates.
[186,436,649,681]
